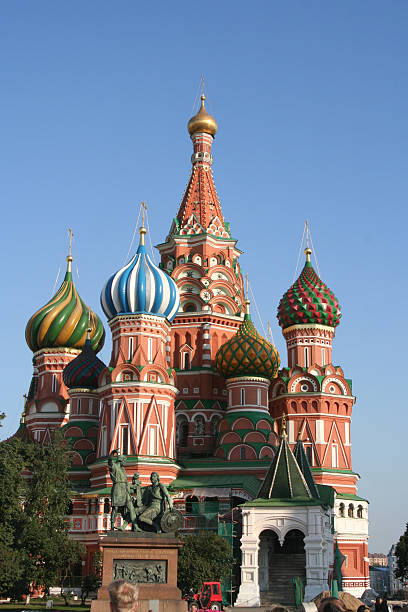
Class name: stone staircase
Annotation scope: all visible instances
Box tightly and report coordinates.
[260,553,306,607]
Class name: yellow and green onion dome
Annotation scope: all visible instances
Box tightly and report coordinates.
[277,248,341,330]
[25,255,105,353]
[215,302,280,380]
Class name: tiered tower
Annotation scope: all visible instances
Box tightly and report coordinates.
[213,297,280,461]
[24,246,105,443]
[94,221,180,487]
[270,247,369,596]
[156,94,246,456]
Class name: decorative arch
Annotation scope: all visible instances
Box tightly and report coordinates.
[228,444,257,461]
[232,417,254,431]
[322,376,349,395]
[70,451,83,466]
[259,445,274,459]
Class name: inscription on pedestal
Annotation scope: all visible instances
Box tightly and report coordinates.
[113,559,167,583]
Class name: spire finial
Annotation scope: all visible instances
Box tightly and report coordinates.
[201,75,205,102]
[304,220,312,263]
[244,273,250,315]
[139,202,147,246]
[281,413,287,439]
[86,310,92,341]
[66,228,74,272]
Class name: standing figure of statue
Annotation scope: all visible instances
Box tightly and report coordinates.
[108,449,139,531]
[132,471,173,531]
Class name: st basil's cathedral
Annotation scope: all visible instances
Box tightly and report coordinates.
[18,94,370,605]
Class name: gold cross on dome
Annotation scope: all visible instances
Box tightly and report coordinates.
[141,201,146,226]
[68,228,74,257]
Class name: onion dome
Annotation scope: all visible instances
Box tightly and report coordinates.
[25,254,105,353]
[101,224,180,322]
[187,94,218,136]
[278,248,341,329]
[215,301,280,380]
[63,329,106,389]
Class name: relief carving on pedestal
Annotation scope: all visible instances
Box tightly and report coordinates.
[113,559,167,583]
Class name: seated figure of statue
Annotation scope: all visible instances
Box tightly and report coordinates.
[132,471,173,531]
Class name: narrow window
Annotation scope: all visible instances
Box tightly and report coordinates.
[321,348,326,365]
[357,505,363,518]
[149,427,156,455]
[257,389,261,406]
[306,445,313,465]
[77,398,81,414]
[240,388,245,405]
[41,375,44,389]
[184,352,190,370]
[229,389,232,405]
[103,498,110,514]
[148,338,153,362]
[304,348,309,368]
[348,504,354,518]
[128,337,134,361]
[339,503,345,517]
[52,374,57,393]
[121,426,128,455]
[101,426,107,456]
[331,443,338,468]
[240,447,246,460]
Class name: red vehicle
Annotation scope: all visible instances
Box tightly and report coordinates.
[192,582,223,611]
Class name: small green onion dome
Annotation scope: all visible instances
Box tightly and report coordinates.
[215,302,280,380]
[278,248,341,330]
[25,255,105,353]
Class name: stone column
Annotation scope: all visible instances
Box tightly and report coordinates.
[235,510,261,607]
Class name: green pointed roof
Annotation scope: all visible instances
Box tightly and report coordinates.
[293,437,320,499]
[257,430,313,500]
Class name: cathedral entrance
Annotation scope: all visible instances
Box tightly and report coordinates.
[258,529,306,606]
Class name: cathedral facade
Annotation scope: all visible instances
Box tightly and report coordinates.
[19,95,369,602]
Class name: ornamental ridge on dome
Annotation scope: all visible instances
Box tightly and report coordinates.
[25,244,105,354]
[101,216,180,322]
[277,248,341,330]
[63,328,106,389]
[215,298,280,380]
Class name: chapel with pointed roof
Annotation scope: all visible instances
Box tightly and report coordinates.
[16,92,370,604]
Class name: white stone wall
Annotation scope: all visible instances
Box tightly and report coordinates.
[235,504,333,607]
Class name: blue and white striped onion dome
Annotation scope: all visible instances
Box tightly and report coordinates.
[100,227,180,322]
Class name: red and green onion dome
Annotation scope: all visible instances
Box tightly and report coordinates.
[63,331,106,389]
[277,248,341,330]
[26,255,105,353]
[215,303,280,380]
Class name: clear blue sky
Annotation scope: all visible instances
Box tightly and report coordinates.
[1,1,406,552]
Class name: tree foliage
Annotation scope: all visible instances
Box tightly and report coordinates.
[395,522,408,580]
[177,531,234,595]
[0,431,83,599]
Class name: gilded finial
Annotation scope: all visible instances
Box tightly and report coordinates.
[139,202,147,246]
[281,413,287,439]
[304,220,312,263]
[244,274,250,315]
[67,228,74,272]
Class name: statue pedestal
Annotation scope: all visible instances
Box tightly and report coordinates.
[91,532,187,612]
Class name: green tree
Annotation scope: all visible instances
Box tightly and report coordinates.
[177,531,234,595]
[395,522,408,581]
[0,431,83,599]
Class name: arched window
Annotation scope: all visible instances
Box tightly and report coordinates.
[306,445,313,466]
[339,503,345,517]
[176,415,189,447]
[240,446,246,460]
[210,416,220,437]
[104,498,111,514]
[194,415,205,436]
[184,303,196,312]
[348,503,354,518]
[357,505,363,518]
[183,352,190,370]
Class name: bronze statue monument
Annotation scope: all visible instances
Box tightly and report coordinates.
[108,450,182,533]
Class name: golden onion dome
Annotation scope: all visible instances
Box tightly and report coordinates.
[187,94,218,137]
